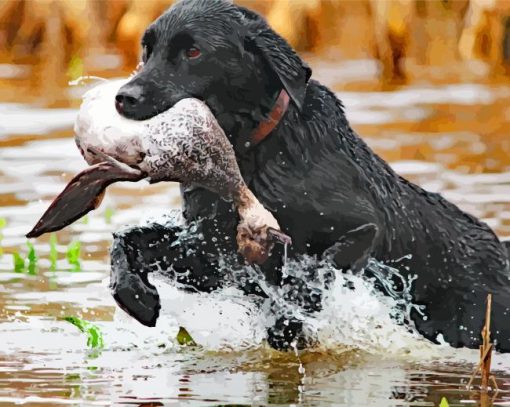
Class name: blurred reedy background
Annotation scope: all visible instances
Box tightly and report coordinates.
[2,0,510,104]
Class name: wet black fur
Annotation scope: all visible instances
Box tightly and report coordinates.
[111,0,510,351]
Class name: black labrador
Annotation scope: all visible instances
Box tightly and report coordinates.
[110,0,510,351]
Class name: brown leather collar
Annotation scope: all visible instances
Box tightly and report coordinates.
[250,89,290,146]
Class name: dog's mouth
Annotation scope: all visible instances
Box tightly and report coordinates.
[26,148,147,239]
[117,104,167,122]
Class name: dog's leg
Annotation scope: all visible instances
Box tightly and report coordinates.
[266,281,322,350]
[267,317,307,350]
[264,224,379,351]
[322,223,379,272]
[110,221,228,326]
[260,253,324,350]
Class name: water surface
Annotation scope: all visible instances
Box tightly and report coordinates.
[1,61,510,405]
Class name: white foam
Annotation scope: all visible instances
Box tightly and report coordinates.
[153,281,266,351]
[117,256,437,357]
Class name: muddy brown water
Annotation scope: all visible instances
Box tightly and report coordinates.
[2,60,510,406]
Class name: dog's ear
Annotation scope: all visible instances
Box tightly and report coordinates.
[240,9,312,111]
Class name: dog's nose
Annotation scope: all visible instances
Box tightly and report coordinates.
[115,84,143,115]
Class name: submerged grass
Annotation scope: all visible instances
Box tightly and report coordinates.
[176,326,197,346]
[64,316,104,349]
[26,241,37,275]
[49,233,58,271]
[12,252,25,273]
[12,241,39,274]
[104,207,115,224]
[439,397,449,407]
[10,236,83,273]
[66,241,81,271]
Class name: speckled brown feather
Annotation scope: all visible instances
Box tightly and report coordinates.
[27,90,290,263]
[26,160,144,238]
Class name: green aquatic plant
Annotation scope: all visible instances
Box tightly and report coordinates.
[12,252,25,273]
[12,241,39,274]
[66,241,81,271]
[176,326,197,346]
[12,236,81,273]
[26,241,38,275]
[104,207,115,224]
[49,233,58,271]
[439,397,449,407]
[0,217,6,257]
[64,316,104,349]
[81,215,89,225]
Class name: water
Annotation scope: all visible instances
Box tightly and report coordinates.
[2,60,510,405]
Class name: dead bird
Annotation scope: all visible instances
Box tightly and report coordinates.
[27,80,290,264]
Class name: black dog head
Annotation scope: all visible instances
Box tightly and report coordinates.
[115,0,311,140]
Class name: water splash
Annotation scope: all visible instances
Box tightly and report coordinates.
[68,75,108,87]
[139,251,440,357]
[363,258,426,327]
[292,341,306,403]
[282,242,288,279]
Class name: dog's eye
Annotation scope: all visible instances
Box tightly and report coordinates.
[185,46,201,59]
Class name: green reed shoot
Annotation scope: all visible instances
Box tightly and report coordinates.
[66,241,81,271]
[49,233,58,271]
[12,241,39,274]
[176,326,197,346]
[104,207,115,224]
[64,316,104,349]
[439,397,449,407]
[26,241,37,275]
[11,236,82,273]
[13,252,25,273]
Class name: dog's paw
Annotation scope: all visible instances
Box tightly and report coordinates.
[111,272,161,327]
